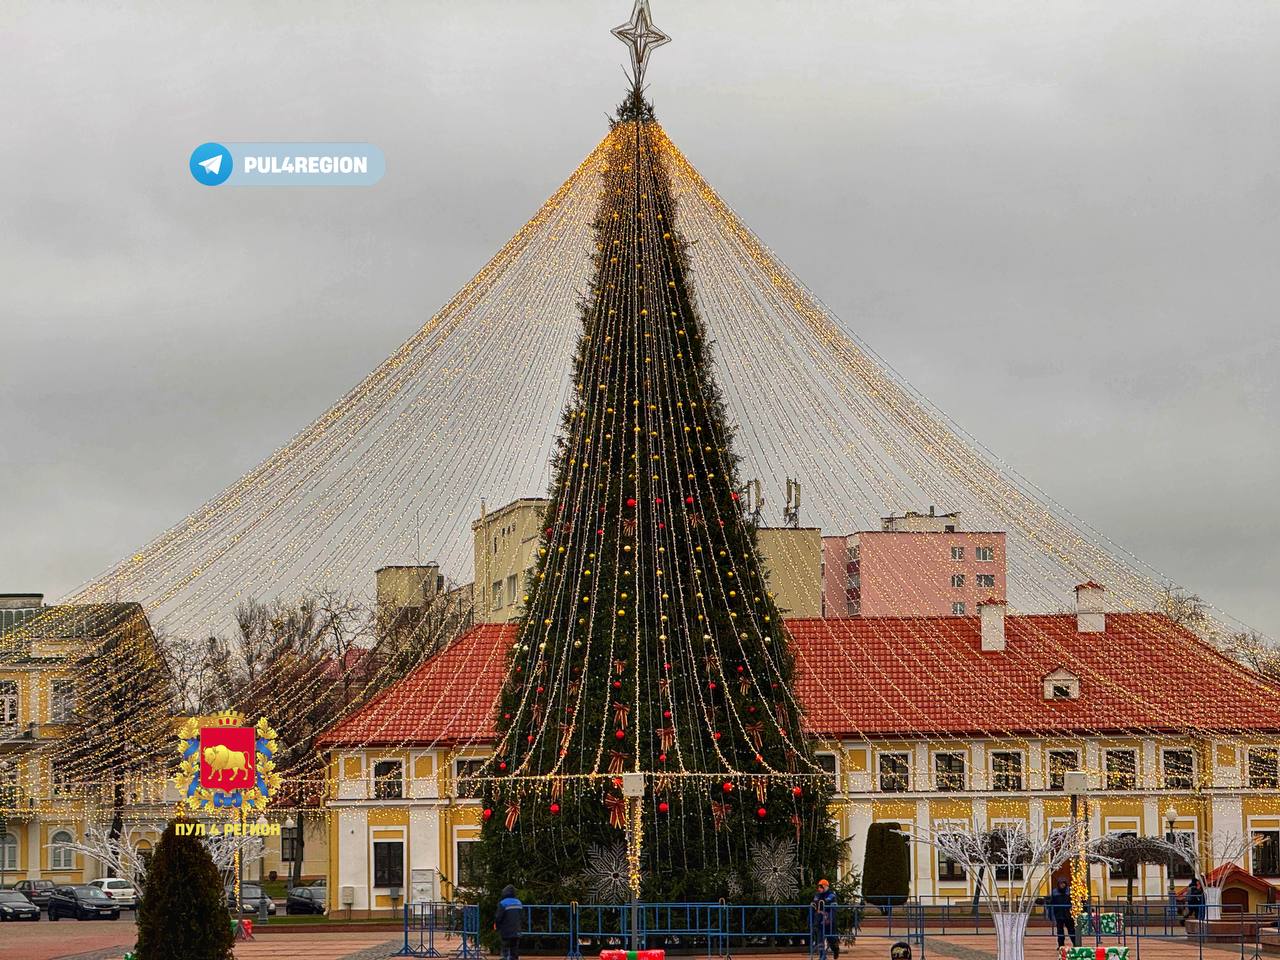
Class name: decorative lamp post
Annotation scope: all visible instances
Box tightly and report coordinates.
[621,772,645,950]
[1164,806,1178,914]
[1064,771,1090,921]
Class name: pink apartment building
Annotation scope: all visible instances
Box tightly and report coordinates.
[822,509,1007,617]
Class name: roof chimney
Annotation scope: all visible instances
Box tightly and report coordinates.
[979,598,1007,652]
[1074,582,1106,633]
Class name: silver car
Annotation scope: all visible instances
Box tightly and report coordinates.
[88,877,138,908]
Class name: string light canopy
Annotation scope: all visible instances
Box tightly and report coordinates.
[1,0,1276,838]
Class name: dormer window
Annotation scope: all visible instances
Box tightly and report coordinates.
[1042,668,1080,700]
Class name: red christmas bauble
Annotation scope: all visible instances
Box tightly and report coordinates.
[663,662,671,670]
[757,807,768,818]
[613,680,622,689]
[722,782,734,793]
[658,753,667,763]
[732,492,740,501]
[737,665,744,673]
[627,497,637,507]
[708,681,717,690]
[526,735,534,744]
[615,729,625,740]
[483,808,493,820]
[792,786,803,797]
[663,709,671,719]
[597,528,605,535]
[713,732,722,741]
[499,761,508,771]
[654,497,663,504]
[755,754,763,763]
[686,496,695,505]
[503,713,512,720]
[658,801,670,813]
[536,685,544,694]
[550,803,561,815]
[545,527,553,535]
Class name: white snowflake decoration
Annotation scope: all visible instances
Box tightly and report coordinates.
[582,843,632,902]
[750,837,799,902]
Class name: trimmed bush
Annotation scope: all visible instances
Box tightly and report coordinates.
[862,822,910,909]
[136,820,233,960]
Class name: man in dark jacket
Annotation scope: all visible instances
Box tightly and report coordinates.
[1047,878,1077,947]
[494,885,523,960]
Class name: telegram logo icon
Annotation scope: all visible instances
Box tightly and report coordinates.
[190,142,233,186]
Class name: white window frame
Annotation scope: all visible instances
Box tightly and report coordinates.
[50,829,75,871]
[989,817,1028,883]
[490,581,503,611]
[0,830,17,871]
[952,602,966,616]
[1045,748,1080,790]
[989,749,1025,792]
[975,546,995,562]
[1160,747,1196,790]
[975,573,996,589]
[934,750,967,792]
[1246,818,1280,879]
[934,817,969,883]
[455,837,482,889]
[877,751,912,793]
[814,751,840,791]
[950,546,964,561]
[370,828,406,891]
[0,680,18,726]
[370,757,405,801]
[1247,746,1279,788]
[50,679,75,723]
[1104,748,1138,790]
[950,573,966,588]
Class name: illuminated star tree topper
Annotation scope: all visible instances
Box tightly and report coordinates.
[611,0,671,88]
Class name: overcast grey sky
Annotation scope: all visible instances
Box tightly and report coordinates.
[1,0,1277,635]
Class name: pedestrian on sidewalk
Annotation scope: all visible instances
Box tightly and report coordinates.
[494,884,523,960]
[811,878,839,960]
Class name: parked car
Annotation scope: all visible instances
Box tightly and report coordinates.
[13,879,55,910]
[0,889,41,921]
[225,882,277,916]
[48,885,121,921]
[87,877,138,908]
[285,885,325,915]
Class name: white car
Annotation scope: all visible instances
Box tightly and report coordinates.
[87,878,138,908]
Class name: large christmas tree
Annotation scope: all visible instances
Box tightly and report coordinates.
[473,50,839,903]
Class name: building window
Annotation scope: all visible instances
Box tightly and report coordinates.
[50,762,71,798]
[814,752,839,790]
[1104,749,1137,790]
[1248,748,1279,789]
[372,760,404,800]
[989,827,1025,881]
[950,574,966,588]
[490,581,503,611]
[1047,750,1079,791]
[372,840,404,888]
[878,753,910,793]
[935,752,966,792]
[976,574,996,589]
[50,830,74,871]
[505,574,518,607]
[1162,749,1195,790]
[0,831,16,872]
[975,546,995,562]
[951,546,964,561]
[1251,831,1279,878]
[952,602,966,616]
[1109,830,1139,879]
[454,757,486,797]
[50,679,76,723]
[281,825,299,863]
[456,840,483,889]
[937,827,967,880]
[1169,830,1196,879]
[991,751,1024,792]
[0,680,17,725]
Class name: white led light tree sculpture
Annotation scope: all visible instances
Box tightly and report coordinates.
[1162,830,1262,921]
[903,822,1114,960]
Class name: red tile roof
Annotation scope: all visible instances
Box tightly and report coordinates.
[318,613,1280,748]
[789,613,1280,738]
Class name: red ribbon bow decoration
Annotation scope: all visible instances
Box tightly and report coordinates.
[621,518,637,536]
[558,722,573,747]
[744,722,765,749]
[657,726,676,749]
[753,778,768,804]
[612,701,630,729]
[791,813,803,842]
[688,512,704,528]
[505,800,520,831]
[551,779,564,800]
[702,654,720,672]
[738,676,752,696]
[710,800,731,831]
[561,520,573,534]
[605,793,627,829]
[608,750,628,773]
[657,677,670,694]
[613,659,628,676]
[785,748,798,773]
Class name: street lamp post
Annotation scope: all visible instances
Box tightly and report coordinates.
[621,773,645,951]
[1164,807,1178,918]
[256,815,270,924]
[1064,770,1089,928]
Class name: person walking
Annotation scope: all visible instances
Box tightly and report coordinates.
[1184,878,1206,922]
[494,884,523,960]
[1047,877,1078,947]
[811,878,839,960]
